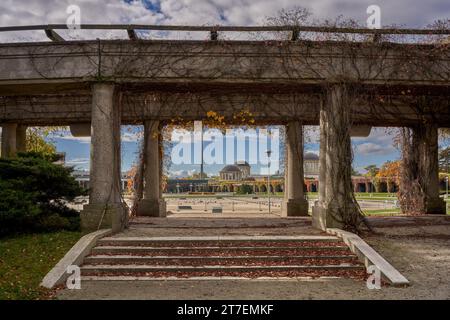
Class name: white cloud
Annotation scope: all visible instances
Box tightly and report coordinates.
[168,168,197,178]
[355,142,395,155]
[121,131,142,142]
[1,0,448,42]
[56,134,91,144]
[66,157,89,165]
[352,127,398,145]
[51,128,142,143]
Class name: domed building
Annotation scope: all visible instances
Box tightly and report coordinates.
[236,160,251,178]
[219,164,243,181]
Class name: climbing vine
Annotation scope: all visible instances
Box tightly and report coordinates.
[2,8,449,232]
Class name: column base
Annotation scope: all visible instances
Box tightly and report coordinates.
[80,203,125,234]
[136,199,166,217]
[311,202,344,231]
[281,199,309,217]
[425,197,446,214]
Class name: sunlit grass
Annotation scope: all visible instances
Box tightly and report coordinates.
[0,231,81,300]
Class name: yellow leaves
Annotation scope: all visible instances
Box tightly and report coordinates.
[206,110,217,118]
[376,160,401,179]
[233,109,256,127]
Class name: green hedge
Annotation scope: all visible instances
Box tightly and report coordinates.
[235,184,254,195]
[0,152,86,237]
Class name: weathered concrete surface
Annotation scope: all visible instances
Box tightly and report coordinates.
[282,121,308,217]
[327,228,409,286]
[80,83,125,233]
[313,85,359,229]
[0,40,448,86]
[80,204,124,233]
[137,199,167,217]
[15,124,26,153]
[415,124,446,214]
[41,229,111,289]
[0,40,449,127]
[0,123,17,157]
[137,120,166,217]
[116,216,322,237]
[56,216,450,300]
[0,91,449,127]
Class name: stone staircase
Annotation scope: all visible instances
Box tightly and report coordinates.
[80,236,366,280]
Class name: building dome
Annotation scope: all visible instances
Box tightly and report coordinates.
[220,165,241,173]
[304,152,319,161]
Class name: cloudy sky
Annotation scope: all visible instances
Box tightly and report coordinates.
[1,0,449,29]
[1,0,448,175]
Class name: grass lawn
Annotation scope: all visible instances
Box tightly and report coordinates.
[362,208,402,215]
[363,206,450,215]
[0,231,81,300]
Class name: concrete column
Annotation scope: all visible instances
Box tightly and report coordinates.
[16,125,27,153]
[312,100,329,229]
[416,123,446,214]
[318,103,327,204]
[282,121,308,216]
[81,83,124,233]
[1,123,17,157]
[137,120,166,217]
[312,85,358,230]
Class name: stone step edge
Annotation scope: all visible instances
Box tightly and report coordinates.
[81,276,343,281]
[85,254,357,260]
[327,228,410,287]
[40,228,112,289]
[100,235,338,242]
[81,264,364,271]
[92,245,349,251]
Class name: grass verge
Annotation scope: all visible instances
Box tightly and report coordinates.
[363,208,402,216]
[0,231,81,300]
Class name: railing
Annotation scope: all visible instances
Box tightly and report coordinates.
[0,24,449,42]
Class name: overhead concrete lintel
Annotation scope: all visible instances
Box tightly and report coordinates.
[40,229,112,289]
[127,29,138,40]
[350,125,372,137]
[45,29,65,42]
[327,228,410,287]
[70,123,91,137]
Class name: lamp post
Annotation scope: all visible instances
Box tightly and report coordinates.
[266,149,272,214]
[200,122,204,190]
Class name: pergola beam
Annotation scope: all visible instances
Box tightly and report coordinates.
[210,30,218,41]
[127,29,138,40]
[44,29,65,42]
[0,24,446,35]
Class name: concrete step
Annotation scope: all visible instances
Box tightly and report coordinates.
[98,235,340,247]
[97,241,345,248]
[81,264,365,274]
[91,245,350,256]
[81,236,365,279]
[80,275,345,281]
[84,254,359,266]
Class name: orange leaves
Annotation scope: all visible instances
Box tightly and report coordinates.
[376,160,401,179]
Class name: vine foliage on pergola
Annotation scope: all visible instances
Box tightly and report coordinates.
[12,9,450,232]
